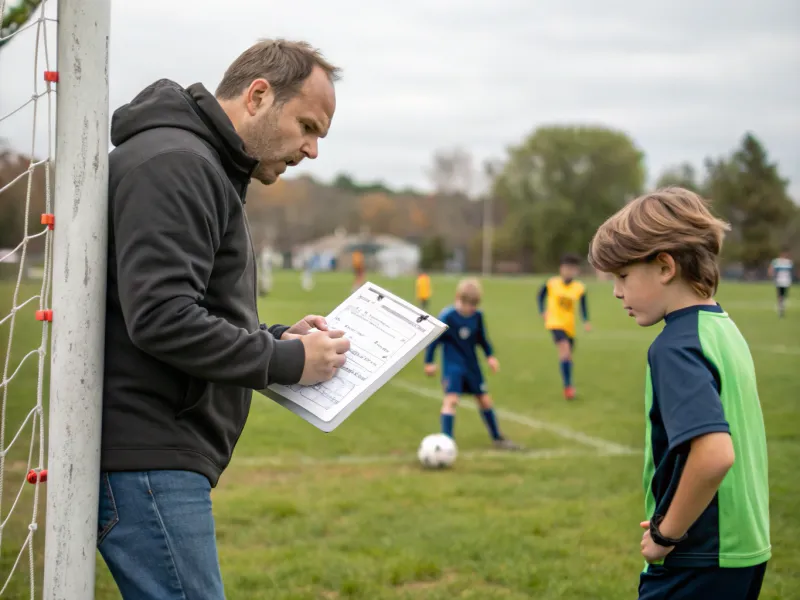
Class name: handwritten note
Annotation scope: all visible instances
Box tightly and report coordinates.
[263,283,447,429]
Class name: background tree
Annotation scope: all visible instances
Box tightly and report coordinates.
[491,125,646,270]
[656,162,701,191]
[704,133,796,271]
[0,0,43,51]
[427,146,476,198]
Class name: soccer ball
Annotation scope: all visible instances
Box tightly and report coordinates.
[417,433,457,469]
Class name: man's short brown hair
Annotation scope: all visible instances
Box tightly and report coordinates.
[215,39,342,105]
[588,187,731,298]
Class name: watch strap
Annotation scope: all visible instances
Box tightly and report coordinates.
[649,514,688,547]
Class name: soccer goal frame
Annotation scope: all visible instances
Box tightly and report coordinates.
[42,0,110,597]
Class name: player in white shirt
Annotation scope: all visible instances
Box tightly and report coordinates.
[258,245,273,297]
[768,249,794,318]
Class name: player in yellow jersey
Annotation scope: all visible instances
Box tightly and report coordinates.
[416,272,432,310]
[351,250,365,291]
[537,254,591,399]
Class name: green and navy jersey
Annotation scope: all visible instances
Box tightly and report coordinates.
[424,306,493,375]
[643,304,771,568]
[771,257,794,288]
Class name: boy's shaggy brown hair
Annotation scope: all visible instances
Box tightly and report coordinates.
[588,187,731,298]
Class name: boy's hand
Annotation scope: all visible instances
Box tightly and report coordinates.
[584,322,592,333]
[541,312,548,321]
[424,363,437,376]
[639,521,674,563]
[487,356,500,373]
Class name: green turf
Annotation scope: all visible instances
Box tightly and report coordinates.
[1,271,798,599]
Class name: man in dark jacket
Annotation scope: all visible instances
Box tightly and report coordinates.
[97,39,348,599]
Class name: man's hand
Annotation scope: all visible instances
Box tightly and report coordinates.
[424,363,437,377]
[298,330,350,385]
[584,322,592,333]
[487,356,500,373]
[282,315,328,340]
[640,521,674,564]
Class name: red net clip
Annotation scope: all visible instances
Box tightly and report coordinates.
[41,213,55,230]
[43,71,59,83]
[26,469,47,484]
[35,309,53,322]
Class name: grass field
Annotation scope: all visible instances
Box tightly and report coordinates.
[1,271,799,599]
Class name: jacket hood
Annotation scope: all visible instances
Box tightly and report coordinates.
[110,79,258,181]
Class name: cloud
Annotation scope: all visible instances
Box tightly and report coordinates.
[1,0,798,198]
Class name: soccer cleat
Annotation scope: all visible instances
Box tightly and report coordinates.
[564,386,576,400]
[493,438,523,451]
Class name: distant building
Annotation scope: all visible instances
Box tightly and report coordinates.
[292,231,421,276]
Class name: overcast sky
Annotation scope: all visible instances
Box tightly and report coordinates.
[1,0,798,199]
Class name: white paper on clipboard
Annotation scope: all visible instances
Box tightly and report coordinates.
[257,281,447,432]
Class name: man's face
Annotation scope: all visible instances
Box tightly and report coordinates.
[239,66,335,185]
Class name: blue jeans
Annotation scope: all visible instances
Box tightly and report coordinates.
[97,470,225,599]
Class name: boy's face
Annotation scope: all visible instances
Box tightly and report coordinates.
[612,262,668,327]
[560,263,579,281]
[455,298,479,317]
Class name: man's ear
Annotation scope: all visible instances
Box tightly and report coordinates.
[655,252,678,284]
[245,78,273,116]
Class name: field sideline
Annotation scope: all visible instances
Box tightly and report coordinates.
[1,271,798,599]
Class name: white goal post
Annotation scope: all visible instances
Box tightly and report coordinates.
[42,0,110,598]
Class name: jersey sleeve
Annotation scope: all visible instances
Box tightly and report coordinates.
[476,312,494,357]
[537,283,548,314]
[649,343,730,450]
[424,310,449,363]
[579,290,589,321]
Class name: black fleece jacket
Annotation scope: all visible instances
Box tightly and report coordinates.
[101,79,305,486]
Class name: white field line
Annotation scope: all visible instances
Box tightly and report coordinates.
[391,380,637,455]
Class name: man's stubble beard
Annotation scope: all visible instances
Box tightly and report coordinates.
[240,106,283,184]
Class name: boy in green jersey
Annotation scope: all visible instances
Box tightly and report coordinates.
[589,188,771,600]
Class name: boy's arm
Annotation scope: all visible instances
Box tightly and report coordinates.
[579,291,589,322]
[476,312,494,357]
[657,432,734,540]
[537,284,548,315]
[423,338,439,364]
[424,312,447,364]
[648,345,732,540]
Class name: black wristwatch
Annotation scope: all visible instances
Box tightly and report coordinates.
[649,514,688,547]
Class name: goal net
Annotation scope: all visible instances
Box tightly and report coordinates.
[0,0,109,598]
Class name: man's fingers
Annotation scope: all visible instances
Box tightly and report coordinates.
[332,338,351,354]
[640,521,649,529]
[306,315,328,330]
[325,329,347,339]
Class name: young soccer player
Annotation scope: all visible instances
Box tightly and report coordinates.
[537,253,591,399]
[767,248,793,318]
[351,250,365,291]
[415,271,432,310]
[588,187,770,600]
[423,278,520,450]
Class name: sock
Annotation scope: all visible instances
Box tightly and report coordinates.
[560,360,573,388]
[481,408,502,440]
[441,413,455,438]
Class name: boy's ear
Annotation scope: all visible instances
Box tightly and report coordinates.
[655,252,678,284]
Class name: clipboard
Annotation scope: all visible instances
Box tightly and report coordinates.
[257,281,448,432]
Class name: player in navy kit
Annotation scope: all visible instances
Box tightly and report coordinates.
[423,278,520,450]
